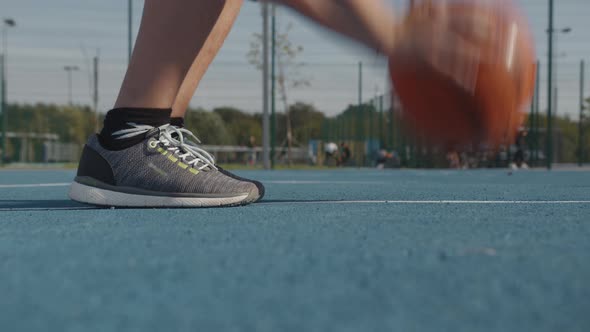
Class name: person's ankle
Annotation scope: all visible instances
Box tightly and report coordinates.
[170,117,184,128]
[98,107,171,150]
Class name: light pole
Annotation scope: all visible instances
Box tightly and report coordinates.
[262,2,270,170]
[270,4,276,169]
[545,16,571,169]
[128,0,133,63]
[1,18,16,164]
[552,27,570,117]
[579,60,585,166]
[64,65,79,106]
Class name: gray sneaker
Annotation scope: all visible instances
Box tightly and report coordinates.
[69,124,264,207]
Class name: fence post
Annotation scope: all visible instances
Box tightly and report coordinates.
[579,59,585,166]
[356,62,363,166]
[534,60,540,164]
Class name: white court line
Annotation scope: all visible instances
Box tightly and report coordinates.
[264,180,383,184]
[0,183,70,188]
[1,183,588,205]
[0,207,96,211]
[260,200,590,205]
[0,181,386,188]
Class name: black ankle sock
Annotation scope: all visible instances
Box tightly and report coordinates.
[98,107,172,150]
[170,117,185,128]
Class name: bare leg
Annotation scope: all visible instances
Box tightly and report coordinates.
[114,0,226,109]
[277,0,398,54]
[171,0,395,118]
[172,0,244,118]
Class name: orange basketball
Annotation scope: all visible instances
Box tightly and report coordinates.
[389,0,536,146]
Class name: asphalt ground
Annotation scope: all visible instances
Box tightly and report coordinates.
[0,169,589,332]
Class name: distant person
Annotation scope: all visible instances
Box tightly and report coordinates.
[247,135,257,166]
[376,149,388,169]
[460,151,470,169]
[324,142,339,166]
[67,0,469,207]
[338,142,351,166]
[376,149,398,169]
[446,149,461,169]
[511,129,529,169]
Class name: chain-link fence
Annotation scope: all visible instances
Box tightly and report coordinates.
[0,0,588,167]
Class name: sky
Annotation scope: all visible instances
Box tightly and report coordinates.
[1,0,589,117]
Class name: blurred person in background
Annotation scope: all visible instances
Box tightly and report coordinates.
[446,149,461,169]
[338,142,351,166]
[69,0,470,207]
[511,128,529,169]
[247,135,257,166]
[376,149,390,169]
[324,141,339,167]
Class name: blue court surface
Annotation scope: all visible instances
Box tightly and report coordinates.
[0,169,589,331]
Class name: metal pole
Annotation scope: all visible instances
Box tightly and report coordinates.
[1,20,15,164]
[390,97,396,153]
[555,86,559,161]
[369,98,375,141]
[128,0,133,63]
[93,54,99,132]
[358,62,363,107]
[270,5,276,169]
[534,60,540,163]
[379,95,384,148]
[261,3,270,170]
[357,61,363,166]
[387,102,392,151]
[546,0,554,169]
[579,59,585,166]
[1,26,7,164]
[554,87,558,117]
[529,66,536,166]
[64,66,79,106]
[0,54,5,164]
[67,69,72,105]
[2,25,6,77]
[2,26,6,79]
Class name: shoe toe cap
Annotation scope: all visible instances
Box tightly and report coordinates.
[244,180,265,204]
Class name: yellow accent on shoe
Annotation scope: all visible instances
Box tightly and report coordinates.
[178,162,188,169]
[189,168,199,175]
[160,150,168,156]
[168,155,178,162]
[157,147,165,153]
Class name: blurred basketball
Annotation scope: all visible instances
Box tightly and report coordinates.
[389,0,536,146]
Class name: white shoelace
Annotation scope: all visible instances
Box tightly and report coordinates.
[112,123,217,171]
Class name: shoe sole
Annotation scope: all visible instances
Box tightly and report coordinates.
[69,181,250,208]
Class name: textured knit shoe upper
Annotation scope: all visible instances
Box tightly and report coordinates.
[79,125,260,200]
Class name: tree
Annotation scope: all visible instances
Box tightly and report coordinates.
[184,108,233,145]
[248,15,310,164]
[213,107,262,146]
[1,103,97,162]
[288,102,325,144]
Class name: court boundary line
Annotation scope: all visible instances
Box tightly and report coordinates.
[2,200,590,212]
[258,200,590,205]
[262,180,385,184]
[0,207,97,211]
[0,181,387,188]
[0,183,71,188]
[2,183,589,205]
